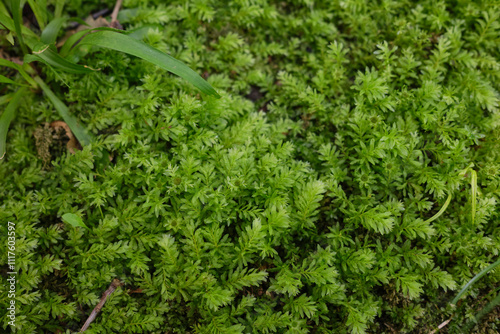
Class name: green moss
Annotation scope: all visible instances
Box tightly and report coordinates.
[1,0,499,333]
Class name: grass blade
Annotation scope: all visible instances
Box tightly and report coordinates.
[59,29,89,57]
[27,0,47,30]
[58,27,118,58]
[451,257,500,305]
[472,292,500,325]
[60,26,157,58]
[423,193,452,224]
[41,17,88,45]
[11,0,28,54]
[34,76,93,146]
[0,58,38,87]
[25,45,96,74]
[54,0,66,19]
[0,95,12,106]
[0,88,25,159]
[0,6,38,49]
[0,2,13,30]
[41,17,68,44]
[0,74,29,87]
[78,30,220,97]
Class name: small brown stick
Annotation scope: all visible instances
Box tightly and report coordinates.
[428,317,453,334]
[110,0,123,29]
[80,279,123,332]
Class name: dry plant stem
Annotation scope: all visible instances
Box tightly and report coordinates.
[110,0,123,25]
[80,279,123,332]
[428,317,452,334]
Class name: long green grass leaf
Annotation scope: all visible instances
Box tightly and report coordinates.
[0,7,38,49]
[54,0,65,19]
[58,27,118,58]
[41,17,68,44]
[41,17,88,45]
[78,30,220,97]
[451,257,500,305]
[0,74,29,87]
[34,76,93,146]
[0,58,37,87]
[472,292,500,326]
[11,0,28,54]
[58,29,89,57]
[0,88,25,159]
[27,0,47,30]
[0,1,12,30]
[0,95,12,106]
[423,193,452,224]
[25,45,96,74]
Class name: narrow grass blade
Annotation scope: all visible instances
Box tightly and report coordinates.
[0,88,25,159]
[59,29,89,57]
[0,2,12,30]
[0,74,29,87]
[0,95,12,106]
[11,0,28,54]
[470,169,477,224]
[41,17,68,44]
[58,27,118,58]
[78,30,220,97]
[34,76,93,146]
[27,0,47,30]
[451,257,500,305]
[0,1,8,20]
[0,58,38,87]
[423,193,452,224]
[54,0,66,19]
[0,7,38,49]
[41,17,88,45]
[25,45,96,74]
[473,292,500,324]
[62,213,90,230]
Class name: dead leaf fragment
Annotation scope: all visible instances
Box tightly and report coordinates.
[50,121,80,154]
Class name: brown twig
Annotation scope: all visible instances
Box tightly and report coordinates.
[80,279,123,332]
[428,317,453,334]
[110,0,123,29]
